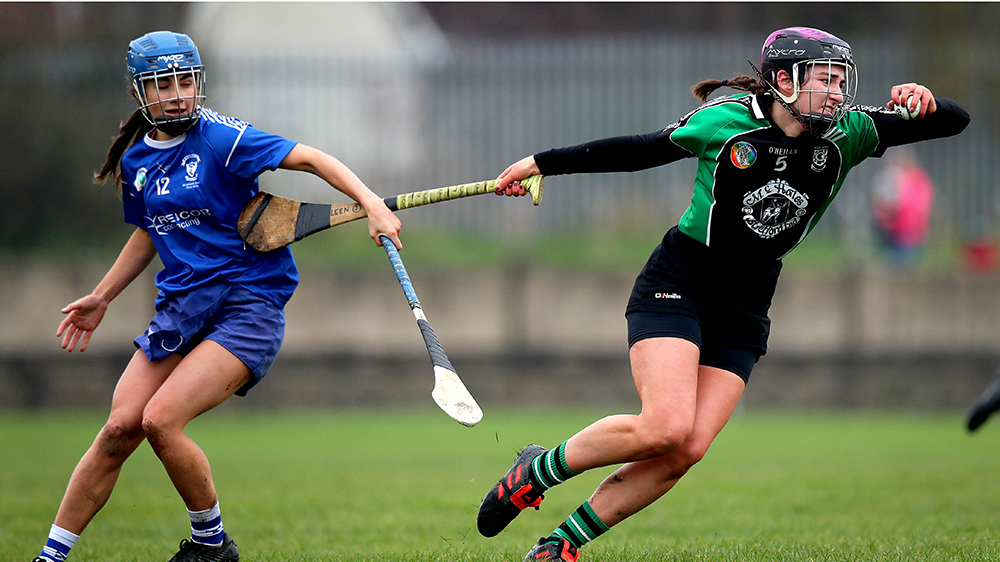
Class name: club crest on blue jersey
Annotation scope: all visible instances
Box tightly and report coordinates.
[730,142,757,169]
[182,153,202,189]
[134,167,148,191]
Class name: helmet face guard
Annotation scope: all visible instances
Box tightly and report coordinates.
[785,58,857,136]
[126,31,206,137]
[757,27,857,136]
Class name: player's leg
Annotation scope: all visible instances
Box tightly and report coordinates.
[143,339,248,504]
[141,339,248,561]
[531,365,744,560]
[564,336,702,470]
[36,350,180,562]
[151,290,282,561]
[967,364,1000,432]
[587,365,744,525]
[478,336,701,538]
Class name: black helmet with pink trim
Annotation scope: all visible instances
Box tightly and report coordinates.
[758,27,857,135]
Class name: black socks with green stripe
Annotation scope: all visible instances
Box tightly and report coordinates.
[530,441,577,491]
[550,501,611,548]
[529,442,612,548]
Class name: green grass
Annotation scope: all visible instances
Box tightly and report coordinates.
[3,409,999,561]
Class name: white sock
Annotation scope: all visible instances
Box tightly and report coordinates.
[39,524,79,562]
[188,501,225,546]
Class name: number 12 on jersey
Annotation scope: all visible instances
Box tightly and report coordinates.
[156,177,171,195]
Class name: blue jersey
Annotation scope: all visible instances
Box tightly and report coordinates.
[121,108,299,308]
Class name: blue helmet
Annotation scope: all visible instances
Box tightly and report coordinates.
[126,31,206,136]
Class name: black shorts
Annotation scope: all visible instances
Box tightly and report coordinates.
[624,227,782,384]
[626,311,758,384]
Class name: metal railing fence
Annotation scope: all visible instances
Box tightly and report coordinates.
[208,35,997,246]
[2,34,996,249]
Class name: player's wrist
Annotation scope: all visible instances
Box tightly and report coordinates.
[524,156,540,176]
[89,288,114,308]
[358,194,389,212]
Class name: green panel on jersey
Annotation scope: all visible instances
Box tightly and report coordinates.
[672,96,769,245]
[664,93,886,260]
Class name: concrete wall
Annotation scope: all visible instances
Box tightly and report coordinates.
[11,259,1000,357]
[2,260,998,411]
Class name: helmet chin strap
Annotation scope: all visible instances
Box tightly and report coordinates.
[154,115,196,137]
[748,59,815,136]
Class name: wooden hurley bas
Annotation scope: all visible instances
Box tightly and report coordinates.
[238,175,545,252]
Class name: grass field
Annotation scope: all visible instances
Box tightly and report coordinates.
[3,408,999,561]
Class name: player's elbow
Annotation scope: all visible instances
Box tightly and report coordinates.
[934,98,971,136]
[278,143,320,173]
[947,106,971,136]
[954,107,971,134]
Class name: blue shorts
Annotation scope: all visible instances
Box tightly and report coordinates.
[134,284,285,396]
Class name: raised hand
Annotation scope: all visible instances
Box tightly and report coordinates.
[887,83,937,119]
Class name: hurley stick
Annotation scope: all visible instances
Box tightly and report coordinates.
[239,175,544,252]
[380,235,483,427]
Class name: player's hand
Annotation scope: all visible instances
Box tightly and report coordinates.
[887,83,936,118]
[366,199,403,250]
[57,294,108,352]
[494,155,539,197]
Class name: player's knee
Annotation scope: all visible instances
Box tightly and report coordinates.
[140,416,158,439]
[672,440,709,470]
[98,420,143,459]
[140,410,174,447]
[649,441,709,483]
[637,422,693,458]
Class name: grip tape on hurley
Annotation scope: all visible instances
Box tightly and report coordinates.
[417,319,456,372]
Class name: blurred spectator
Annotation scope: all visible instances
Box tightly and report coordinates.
[871,147,934,270]
[961,209,999,273]
[962,185,1000,273]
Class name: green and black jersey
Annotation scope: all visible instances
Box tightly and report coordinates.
[535,92,967,362]
[535,93,969,262]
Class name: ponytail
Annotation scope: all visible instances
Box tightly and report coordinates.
[94,107,154,194]
[691,75,768,103]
